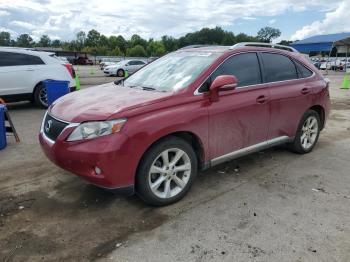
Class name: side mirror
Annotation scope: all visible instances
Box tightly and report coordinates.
[209,75,238,102]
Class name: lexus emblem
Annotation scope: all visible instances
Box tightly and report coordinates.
[45,120,52,133]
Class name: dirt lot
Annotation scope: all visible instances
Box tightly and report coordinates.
[0,67,349,262]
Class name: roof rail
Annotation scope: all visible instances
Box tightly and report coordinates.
[178,45,220,50]
[230,42,298,53]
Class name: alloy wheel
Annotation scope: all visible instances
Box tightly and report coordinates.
[39,85,48,107]
[300,115,318,150]
[148,148,191,199]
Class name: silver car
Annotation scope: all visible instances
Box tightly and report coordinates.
[103,60,147,77]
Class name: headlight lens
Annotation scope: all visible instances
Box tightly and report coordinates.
[67,118,127,142]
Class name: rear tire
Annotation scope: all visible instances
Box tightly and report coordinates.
[34,83,48,108]
[289,110,321,154]
[136,136,197,206]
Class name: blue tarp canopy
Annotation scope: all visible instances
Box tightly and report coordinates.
[291,33,350,53]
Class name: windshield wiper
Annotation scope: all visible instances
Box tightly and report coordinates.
[127,85,156,91]
[141,86,156,91]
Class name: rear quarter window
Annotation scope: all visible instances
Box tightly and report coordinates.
[294,61,313,78]
[260,53,298,82]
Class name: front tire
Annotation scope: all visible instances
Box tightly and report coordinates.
[289,110,321,154]
[117,69,124,77]
[34,83,48,108]
[136,136,198,206]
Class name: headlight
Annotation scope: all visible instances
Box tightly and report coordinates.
[67,118,127,142]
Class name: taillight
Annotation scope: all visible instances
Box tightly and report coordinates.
[63,63,74,78]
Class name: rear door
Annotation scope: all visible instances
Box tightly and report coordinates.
[0,51,44,96]
[259,52,315,139]
[204,52,270,160]
[125,61,136,73]
[134,60,146,71]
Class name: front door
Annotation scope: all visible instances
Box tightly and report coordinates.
[199,52,271,160]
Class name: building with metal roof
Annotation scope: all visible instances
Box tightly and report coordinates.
[291,32,350,54]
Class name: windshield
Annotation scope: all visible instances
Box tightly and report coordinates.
[123,51,221,92]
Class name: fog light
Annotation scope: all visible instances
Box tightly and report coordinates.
[94,166,102,175]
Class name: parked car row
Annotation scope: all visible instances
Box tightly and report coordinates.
[69,57,94,65]
[310,57,350,70]
[0,47,76,108]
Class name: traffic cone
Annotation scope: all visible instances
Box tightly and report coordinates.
[75,74,81,91]
[89,67,95,76]
[341,75,349,89]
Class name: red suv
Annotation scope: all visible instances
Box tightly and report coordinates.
[39,44,330,206]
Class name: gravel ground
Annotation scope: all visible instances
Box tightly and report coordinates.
[0,68,349,262]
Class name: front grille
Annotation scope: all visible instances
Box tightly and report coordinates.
[43,114,69,141]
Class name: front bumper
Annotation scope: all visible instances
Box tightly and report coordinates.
[103,70,114,75]
[39,123,136,191]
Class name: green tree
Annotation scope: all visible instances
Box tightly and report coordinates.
[161,35,178,52]
[116,35,128,54]
[86,29,101,47]
[16,34,34,47]
[147,40,166,56]
[126,45,147,57]
[257,27,281,43]
[277,40,292,46]
[130,34,147,49]
[99,34,109,47]
[108,47,123,56]
[51,39,62,47]
[38,35,51,47]
[0,31,11,46]
[222,32,236,45]
[76,31,86,50]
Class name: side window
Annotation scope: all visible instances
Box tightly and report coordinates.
[294,61,313,78]
[0,52,44,66]
[260,53,298,82]
[199,52,261,92]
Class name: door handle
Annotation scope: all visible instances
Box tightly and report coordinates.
[301,88,311,95]
[26,69,35,71]
[256,95,268,104]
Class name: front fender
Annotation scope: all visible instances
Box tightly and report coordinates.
[122,99,209,182]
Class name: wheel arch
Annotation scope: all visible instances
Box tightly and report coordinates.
[32,81,44,100]
[309,105,325,130]
[135,131,206,182]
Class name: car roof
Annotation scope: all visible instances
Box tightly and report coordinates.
[0,46,53,57]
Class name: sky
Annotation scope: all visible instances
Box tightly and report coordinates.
[0,0,349,42]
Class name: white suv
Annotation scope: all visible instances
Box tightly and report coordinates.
[103,59,146,77]
[0,47,76,108]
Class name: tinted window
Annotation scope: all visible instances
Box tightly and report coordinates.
[261,53,297,82]
[0,52,44,66]
[199,52,261,92]
[295,61,313,78]
[129,61,144,65]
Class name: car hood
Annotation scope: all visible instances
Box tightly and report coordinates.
[105,65,119,69]
[49,83,172,123]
